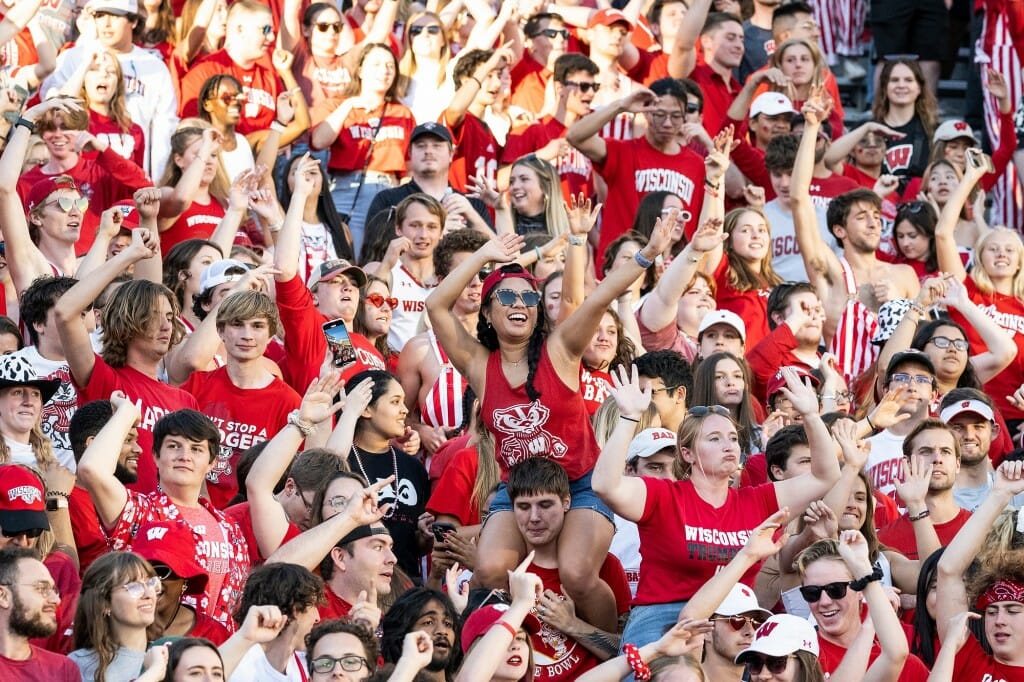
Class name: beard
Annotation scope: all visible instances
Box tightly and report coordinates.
[9,590,56,639]
[114,460,138,484]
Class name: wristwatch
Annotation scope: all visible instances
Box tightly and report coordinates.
[46,497,69,511]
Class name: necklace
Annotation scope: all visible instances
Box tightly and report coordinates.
[501,352,526,367]
[351,443,398,519]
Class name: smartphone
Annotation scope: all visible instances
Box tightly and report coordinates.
[431,522,457,543]
[322,318,357,368]
[967,148,996,174]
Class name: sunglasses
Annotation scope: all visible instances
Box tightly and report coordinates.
[688,405,731,418]
[492,288,541,307]
[713,615,766,631]
[365,293,398,309]
[898,201,929,215]
[311,655,368,674]
[121,576,164,599]
[217,92,245,104]
[315,21,342,33]
[478,268,493,282]
[151,564,177,581]
[409,24,442,37]
[1,527,44,539]
[685,103,701,113]
[798,581,850,602]
[746,654,794,675]
[43,197,89,214]
[532,28,570,40]
[564,80,599,93]
[928,335,968,351]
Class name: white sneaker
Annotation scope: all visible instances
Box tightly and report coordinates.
[839,58,867,80]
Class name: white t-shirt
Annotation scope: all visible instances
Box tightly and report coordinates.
[228,644,306,682]
[220,132,256,183]
[865,429,907,507]
[609,514,642,598]
[388,261,435,353]
[764,198,839,283]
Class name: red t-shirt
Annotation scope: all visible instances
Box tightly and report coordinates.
[445,113,498,192]
[687,62,741,138]
[76,356,200,494]
[954,632,1024,680]
[634,478,778,605]
[17,151,151,255]
[273,274,387,394]
[480,345,600,481]
[69,485,108,574]
[293,43,352,107]
[181,367,301,509]
[311,99,415,174]
[817,632,929,681]
[592,136,704,272]
[160,196,226,254]
[180,51,282,134]
[807,173,861,204]
[842,163,879,189]
[528,557,631,681]
[224,500,302,566]
[426,445,480,526]
[502,116,595,200]
[509,57,549,114]
[579,366,612,416]
[626,48,671,86]
[0,646,78,681]
[86,110,146,169]
[318,584,353,621]
[952,276,1024,421]
[711,251,772,349]
[877,508,972,560]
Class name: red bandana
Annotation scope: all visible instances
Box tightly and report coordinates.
[976,579,1024,610]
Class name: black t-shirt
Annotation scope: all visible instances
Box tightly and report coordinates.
[739,22,773,84]
[879,115,931,190]
[347,446,430,579]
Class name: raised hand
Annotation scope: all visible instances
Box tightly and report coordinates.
[916,275,947,307]
[129,227,159,261]
[609,364,652,418]
[740,508,790,562]
[621,88,657,114]
[400,631,434,671]
[564,193,601,235]
[831,417,869,470]
[936,276,970,311]
[742,184,766,209]
[802,501,838,541]
[479,232,525,264]
[291,154,321,197]
[237,605,288,643]
[508,551,543,607]
[774,366,819,416]
[445,561,470,614]
[133,187,162,222]
[653,618,713,658]
[22,96,83,123]
[993,460,1024,496]
[944,611,983,653]
[837,529,873,576]
[868,386,912,431]
[272,48,295,74]
[275,88,298,125]
[987,68,1010,105]
[342,476,396,526]
[340,378,374,419]
[895,456,932,510]
[689,217,726,254]
[349,587,382,630]
[466,174,504,209]
[299,370,346,424]
[536,588,577,632]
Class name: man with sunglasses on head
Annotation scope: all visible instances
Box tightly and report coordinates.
[0,547,79,680]
[501,53,599,200]
[511,12,570,114]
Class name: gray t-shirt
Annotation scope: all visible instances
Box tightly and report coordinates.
[68,647,145,682]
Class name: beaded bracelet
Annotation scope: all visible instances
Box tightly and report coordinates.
[623,643,651,680]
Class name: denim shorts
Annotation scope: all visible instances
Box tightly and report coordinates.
[620,600,690,653]
[488,470,615,523]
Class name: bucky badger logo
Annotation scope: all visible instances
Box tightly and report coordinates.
[491,402,568,465]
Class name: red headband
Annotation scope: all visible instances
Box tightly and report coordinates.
[481,266,536,302]
[976,579,1024,610]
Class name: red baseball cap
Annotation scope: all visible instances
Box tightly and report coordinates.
[461,604,541,654]
[481,264,537,303]
[25,175,78,213]
[0,465,49,534]
[110,199,139,230]
[588,8,633,28]
[132,521,209,595]
[766,366,820,398]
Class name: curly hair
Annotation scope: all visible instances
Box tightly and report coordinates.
[74,552,156,682]
[380,588,461,672]
[233,562,324,625]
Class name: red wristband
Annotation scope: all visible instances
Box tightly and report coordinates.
[623,643,651,680]
[493,620,517,638]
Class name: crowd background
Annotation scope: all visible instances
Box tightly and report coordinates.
[1,0,1024,680]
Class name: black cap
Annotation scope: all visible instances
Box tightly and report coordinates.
[409,122,453,145]
[886,349,935,380]
[335,524,391,548]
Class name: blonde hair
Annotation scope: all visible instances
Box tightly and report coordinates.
[0,422,54,469]
[216,290,280,337]
[159,121,230,203]
[770,38,826,91]
[972,228,1024,300]
[398,11,451,95]
[511,155,569,238]
[101,280,186,367]
[591,400,660,446]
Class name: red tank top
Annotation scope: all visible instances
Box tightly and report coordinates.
[481,344,599,481]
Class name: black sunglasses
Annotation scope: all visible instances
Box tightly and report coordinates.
[898,201,930,215]
[746,654,794,674]
[151,563,178,581]
[315,21,342,33]
[492,289,542,307]
[799,581,851,602]
[564,80,599,93]
[409,24,442,37]
[688,405,731,418]
[531,28,570,40]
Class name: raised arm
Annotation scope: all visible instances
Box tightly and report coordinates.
[575,619,710,682]
[54,228,159,387]
[773,368,842,507]
[666,0,712,78]
[592,366,652,521]
[272,154,318,282]
[76,392,136,528]
[936,461,1024,642]
[424,232,525,391]
[551,207,671,359]
[0,0,44,46]
[940,278,1018,382]
[442,47,512,129]
[566,89,656,165]
[823,121,905,168]
[157,128,224,224]
[130,188,164,284]
[557,194,600,323]
[934,159,985,281]
[876,279,943,395]
[791,95,843,289]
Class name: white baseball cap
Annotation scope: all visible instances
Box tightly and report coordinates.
[627,428,677,461]
[199,259,248,295]
[939,398,995,423]
[714,584,773,619]
[750,92,797,119]
[86,0,139,15]
[735,613,820,663]
[698,310,746,342]
[933,119,979,144]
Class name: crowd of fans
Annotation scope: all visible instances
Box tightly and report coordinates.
[2,0,1024,680]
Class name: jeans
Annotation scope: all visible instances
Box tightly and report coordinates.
[329,170,395,256]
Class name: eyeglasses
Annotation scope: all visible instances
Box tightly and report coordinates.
[564,81,599,93]
[929,336,969,351]
[647,111,685,124]
[649,386,678,396]
[746,654,794,675]
[492,288,541,307]
[1,527,44,539]
[325,494,350,510]
[260,24,273,36]
[798,581,850,603]
[121,576,164,598]
[898,201,929,215]
[217,92,245,104]
[688,405,731,418]
[409,24,442,37]
[531,28,570,40]
[315,21,342,33]
[43,197,89,214]
[888,373,934,387]
[293,481,314,514]
[311,655,369,674]
[712,615,766,631]
[151,564,177,581]
[685,103,701,113]
[832,390,855,403]
[365,293,398,309]
[0,581,58,598]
